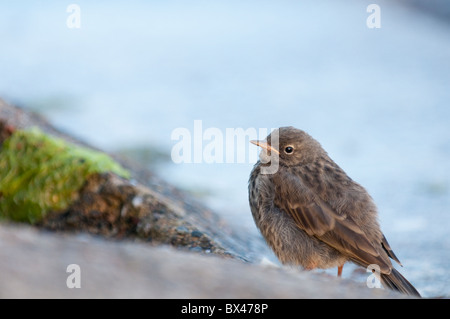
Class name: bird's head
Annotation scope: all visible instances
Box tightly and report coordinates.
[251,126,325,167]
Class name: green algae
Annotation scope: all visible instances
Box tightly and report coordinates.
[0,128,130,223]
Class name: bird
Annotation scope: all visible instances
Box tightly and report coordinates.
[248,126,420,296]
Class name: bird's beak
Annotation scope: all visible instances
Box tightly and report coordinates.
[250,140,280,155]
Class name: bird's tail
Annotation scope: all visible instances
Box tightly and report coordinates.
[381,268,421,297]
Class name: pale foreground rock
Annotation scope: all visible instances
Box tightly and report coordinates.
[0,224,408,298]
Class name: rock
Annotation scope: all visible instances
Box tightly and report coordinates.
[40,172,229,255]
[0,224,408,298]
[0,98,247,258]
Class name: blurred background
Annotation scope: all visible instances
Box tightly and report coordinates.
[1,0,449,297]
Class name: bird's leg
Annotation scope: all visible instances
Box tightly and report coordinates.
[337,264,344,277]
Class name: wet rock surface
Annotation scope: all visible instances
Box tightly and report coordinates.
[40,172,230,256]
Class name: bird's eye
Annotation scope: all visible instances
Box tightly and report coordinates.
[284,146,294,154]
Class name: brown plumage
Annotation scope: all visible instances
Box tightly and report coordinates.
[248,126,420,296]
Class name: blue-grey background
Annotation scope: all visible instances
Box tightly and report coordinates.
[1,0,449,297]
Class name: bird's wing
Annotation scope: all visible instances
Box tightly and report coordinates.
[381,234,403,266]
[273,173,392,273]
